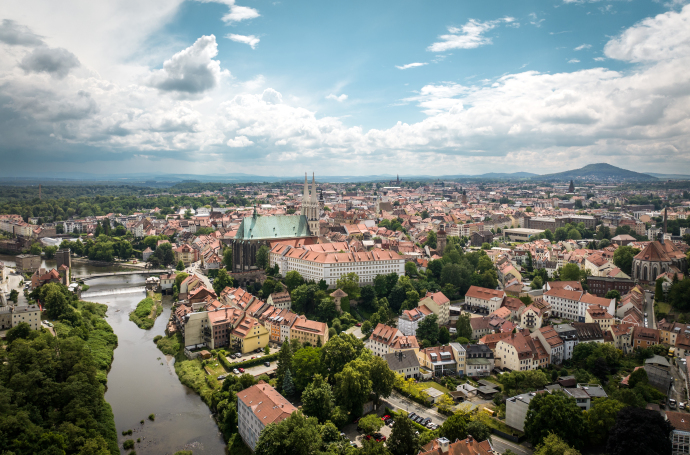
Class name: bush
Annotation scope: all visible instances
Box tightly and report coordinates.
[156,333,183,356]
[129,297,161,329]
[123,439,135,450]
[154,335,163,343]
[122,429,133,436]
[148,414,155,421]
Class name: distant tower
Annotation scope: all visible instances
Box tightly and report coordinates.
[661,207,668,244]
[568,180,575,193]
[397,174,400,185]
[462,189,468,205]
[301,172,320,235]
[437,224,447,254]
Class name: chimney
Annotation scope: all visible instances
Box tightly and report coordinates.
[437,437,450,452]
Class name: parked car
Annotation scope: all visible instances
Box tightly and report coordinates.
[422,418,431,426]
[264,361,270,367]
[374,433,386,442]
[670,399,677,409]
[238,368,245,373]
[356,323,362,327]
[381,415,391,422]
[388,420,395,427]
[251,356,256,360]
[407,413,417,420]
[233,369,240,374]
[217,375,226,380]
[680,402,687,410]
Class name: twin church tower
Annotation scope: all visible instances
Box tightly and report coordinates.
[301,173,320,234]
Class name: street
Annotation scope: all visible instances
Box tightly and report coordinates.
[645,290,656,329]
[383,391,533,455]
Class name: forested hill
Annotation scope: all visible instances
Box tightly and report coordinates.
[537,163,656,181]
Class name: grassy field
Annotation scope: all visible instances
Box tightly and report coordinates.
[174,355,220,405]
[418,381,452,395]
[657,301,672,314]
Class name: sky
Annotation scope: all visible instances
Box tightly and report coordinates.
[1,0,690,177]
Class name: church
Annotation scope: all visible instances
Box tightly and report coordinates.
[231,173,321,272]
[631,209,687,283]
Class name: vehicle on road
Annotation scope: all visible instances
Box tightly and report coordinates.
[382,415,390,422]
[670,399,677,409]
[217,375,226,380]
[264,361,270,367]
[388,420,395,427]
[233,369,240,374]
[681,402,687,410]
[356,323,362,327]
[238,368,245,373]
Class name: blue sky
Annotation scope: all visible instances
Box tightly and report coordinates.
[1,0,689,177]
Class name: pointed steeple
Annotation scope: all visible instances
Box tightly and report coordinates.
[311,172,317,203]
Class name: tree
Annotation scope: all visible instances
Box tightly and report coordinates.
[292,346,323,391]
[669,279,690,311]
[405,261,418,277]
[425,230,437,249]
[276,341,293,393]
[387,414,419,455]
[334,359,372,415]
[9,289,18,303]
[285,271,304,292]
[223,247,233,270]
[360,438,389,455]
[358,414,384,435]
[525,391,587,449]
[44,245,57,259]
[417,314,440,346]
[360,285,377,310]
[655,278,665,302]
[585,398,626,446]
[627,368,649,389]
[256,245,270,269]
[605,290,621,302]
[43,284,69,319]
[467,420,491,442]
[368,355,396,404]
[531,276,543,290]
[301,374,334,423]
[283,369,296,397]
[175,272,189,289]
[213,269,233,296]
[29,242,42,255]
[437,394,455,413]
[155,242,175,266]
[439,411,469,442]
[254,411,322,455]
[534,433,582,455]
[455,313,473,339]
[321,334,365,377]
[361,320,372,335]
[6,322,32,343]
[567,229,581,240]
[606,407,672,455]
[336,273,361,300]
[613,246,640,276]
[439,327,450,344]
[559,263,581,282]
[176,260,185,271]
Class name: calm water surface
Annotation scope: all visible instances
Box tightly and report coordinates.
[84,275,226,455]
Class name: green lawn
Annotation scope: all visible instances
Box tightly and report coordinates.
[656,301,672,314]
[420,381,452,394]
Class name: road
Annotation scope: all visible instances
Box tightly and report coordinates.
[383,391,533,455]
[645,290,656,329]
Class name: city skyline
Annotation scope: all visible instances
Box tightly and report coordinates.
[1,0,689,176]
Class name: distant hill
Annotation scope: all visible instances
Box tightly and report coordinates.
[647,173,690,180]
[537,163,656,181]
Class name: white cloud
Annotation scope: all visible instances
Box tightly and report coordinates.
[226,33,260,49]
[593,57,606,61]
[395,62,428,70]
[574,44,591,51]
[529,13,545,28]
[568,58,581,63]
[326,93,348,102]
[146,35,229,95]
[428,17,515,52]
[195,0,259,24]
[604,4,690,62]
[226,135,253,147]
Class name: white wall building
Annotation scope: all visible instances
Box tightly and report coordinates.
[237,383,296,451]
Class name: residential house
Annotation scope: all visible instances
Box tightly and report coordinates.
[418,291,451,325]
[398,304,433,336]
[290,315,329,347]
[231,315,269,353]
[666,411,690,455]
[417,345,457,377]
[465,286,506,314]
[532,325,565,365]
[563,384,608,411]
[418,436,493,455]
[553,324,579,360]
[609,324,635,354]
[464,343,494,377]
[266,289,291,311]
[585,306,614,331]
[384,350,420,379]
[632,326,660,350]
[573,322,605,343]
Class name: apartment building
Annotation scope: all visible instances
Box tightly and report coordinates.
[290,315,328,347]
[398,305,433,336]
[237,383,297,451]
[464,286,506,313]
[417,291,451,325]
[366,323,419,357]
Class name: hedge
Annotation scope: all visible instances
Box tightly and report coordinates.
[223,352,279,370]
[392,385,432,408]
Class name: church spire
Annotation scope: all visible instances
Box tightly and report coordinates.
[311,172,317,203]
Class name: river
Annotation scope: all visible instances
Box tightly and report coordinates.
[79,274,226,455]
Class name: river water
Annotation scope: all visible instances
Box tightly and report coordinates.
[74,274,226,454]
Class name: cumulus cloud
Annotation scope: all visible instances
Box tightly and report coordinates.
[226,135,253,147]
[395,62,427,70]
[0,19,44,46]
[146,35,228,95]
[604,4,690,62]
[428,17,515,52]
[196,0,260,24]
[19,46,81,78]
[326,93,348,102]
[226,33,260,49]
[568,58,581,63]
[574,44,591,51]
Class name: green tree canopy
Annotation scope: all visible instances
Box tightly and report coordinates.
[301,374,334,424]
[254,411,322,455]
[584,398,626,446]
[387,414,419,455]
[358,414,384,435]
[336,273,361,300]
[605,407,672,455]
[417,314,440,346]
[256,244,270,269]
[525,391,587,449]
[612,245,640,276]
[533,433,582,455]
[559,263,581,282]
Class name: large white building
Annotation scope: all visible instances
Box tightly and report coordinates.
[398,305,433,336]
[464,286,506,313]
[543,287,615,323]
[237,383,296,451]
[270,243,405,287]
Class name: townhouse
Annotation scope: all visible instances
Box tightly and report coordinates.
[464,286,506,314]
[237,383,296,451]
[398,304,433,336]
[366,323,419,357]
[417,291,451,325]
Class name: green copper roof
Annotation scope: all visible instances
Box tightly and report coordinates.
[235,215,312,240]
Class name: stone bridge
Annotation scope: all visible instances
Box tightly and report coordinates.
[73,269,173,281]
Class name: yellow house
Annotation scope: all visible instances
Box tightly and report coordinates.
[418,292,451,325]
[290,316,329,347]
[231,315,269,353]
[585,306,614,332]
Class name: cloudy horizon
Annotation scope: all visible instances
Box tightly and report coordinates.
[1,0,690,177]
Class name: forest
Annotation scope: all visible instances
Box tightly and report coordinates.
[0,283,119,454]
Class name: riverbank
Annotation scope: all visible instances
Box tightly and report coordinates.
[1,285,120,455]
[130,291,163,329]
